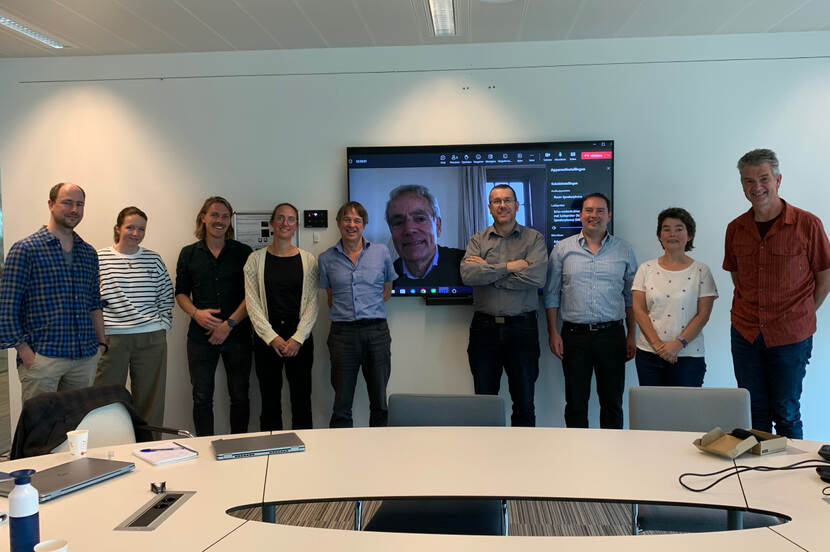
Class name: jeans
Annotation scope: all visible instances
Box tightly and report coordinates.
[467,312,540,427]
[254,334,313,431]
[561,322,626,429]
[635,349,706,387]
[187,339,252,436]
[327,319,391,428]
[731,326,811,439]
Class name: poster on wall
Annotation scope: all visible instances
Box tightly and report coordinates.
[233,211,298,250]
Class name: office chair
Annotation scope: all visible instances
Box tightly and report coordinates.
[363,393,509,536]
[11,385,192,459]
[628,386,780,534]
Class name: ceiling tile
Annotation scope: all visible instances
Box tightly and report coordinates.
[615,0,684,38]
[667,0,755,36]
[520,0,582,41]
[174,0,278,50]
[568,0,646,40]
[0,0,828,58]
[717,0,807,34]
[352,0,422,47]
[113,0,236,51]
[470,0,526,43]
[0,25,57,57]
[236,0,326,49]
[0,0,130,53]
[293,0,372,48]
[771,0,830,32]
[57,0,187,53]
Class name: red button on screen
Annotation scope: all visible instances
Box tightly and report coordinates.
[581,151,613,160]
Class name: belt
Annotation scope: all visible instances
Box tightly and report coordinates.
[563,320,623,332]
[474,311,537,325]
[332,318,386,327]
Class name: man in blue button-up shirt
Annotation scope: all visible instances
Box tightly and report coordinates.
[543,193,637,429]
[0,183,107,401]
[319,201,397,427]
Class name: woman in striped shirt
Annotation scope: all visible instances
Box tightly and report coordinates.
[95,206,174,427]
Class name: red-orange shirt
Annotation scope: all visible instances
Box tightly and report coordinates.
[723,200,830,347]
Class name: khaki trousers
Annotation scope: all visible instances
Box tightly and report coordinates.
[19,351,100,402]
[95,330,167,427]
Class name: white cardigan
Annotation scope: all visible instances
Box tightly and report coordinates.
[243,247,320,346]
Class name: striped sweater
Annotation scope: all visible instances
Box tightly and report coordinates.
[98,246,174,334]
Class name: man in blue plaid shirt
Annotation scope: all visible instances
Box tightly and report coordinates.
[0,183,107,401]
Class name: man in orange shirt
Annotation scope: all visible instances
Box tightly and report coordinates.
[723,149,830,438]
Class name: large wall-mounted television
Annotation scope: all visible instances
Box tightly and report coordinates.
[347,140,614,298]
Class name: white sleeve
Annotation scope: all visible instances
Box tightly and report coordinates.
[698,262,719,298]
[631,262,648,292]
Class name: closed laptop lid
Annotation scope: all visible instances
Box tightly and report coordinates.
[212,432,305,458]
[0,457,135,502]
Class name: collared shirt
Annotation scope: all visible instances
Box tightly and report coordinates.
[401,248,439,280]
[175,239,253,344]
[318,240,397,322]
[460,224,548,316]
[723,200,830,347]
[543,231,637,323]
[0,226,104,359]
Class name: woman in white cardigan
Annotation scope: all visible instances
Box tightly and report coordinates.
[244,203,319,430]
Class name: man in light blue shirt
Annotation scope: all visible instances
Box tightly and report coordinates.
[543,193,637,429]
[319,201,397,427]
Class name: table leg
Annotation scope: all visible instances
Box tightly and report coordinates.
[262,503,276,524]
[727,510,743,530]
[354,500,363,531]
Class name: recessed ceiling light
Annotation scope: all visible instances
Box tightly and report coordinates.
[0,14,68,49]
[428,0,456,37]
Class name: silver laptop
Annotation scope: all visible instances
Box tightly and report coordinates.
[212,432,305,460]
[0,457,135,503]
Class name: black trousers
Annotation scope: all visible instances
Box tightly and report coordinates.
[187,339,252,436]
[254,333,314,431]
[327,319,392,428]
[561,322,626,429]
[467,311,540,427]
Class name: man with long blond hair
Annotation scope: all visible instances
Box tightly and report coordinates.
[175,196,253,436]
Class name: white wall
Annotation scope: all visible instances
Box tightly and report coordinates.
[1,32,829,439]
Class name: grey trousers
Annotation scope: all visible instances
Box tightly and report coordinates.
[94,330,167,427]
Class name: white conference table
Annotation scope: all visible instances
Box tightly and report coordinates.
[0,427,825,551]
[726,441,829,551]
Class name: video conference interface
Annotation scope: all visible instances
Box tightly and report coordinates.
[347,140,614,297]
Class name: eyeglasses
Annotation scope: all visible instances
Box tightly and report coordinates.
[274,215,297,224]
[489,198,515,206]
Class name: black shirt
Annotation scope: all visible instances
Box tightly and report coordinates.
[265,251,303,326]
[392,245,465,288]
[755,213,782,239]
[175,239,253,343]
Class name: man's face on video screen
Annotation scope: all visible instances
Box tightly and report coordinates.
[387,192,441,266]
[488,186,518,226]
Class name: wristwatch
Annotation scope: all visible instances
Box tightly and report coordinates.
[226,319,237,328]
[98,342,109,353]
[677,336,688,348]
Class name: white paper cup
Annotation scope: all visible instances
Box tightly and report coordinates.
[34,539,68,552]
[66,429,88,458]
